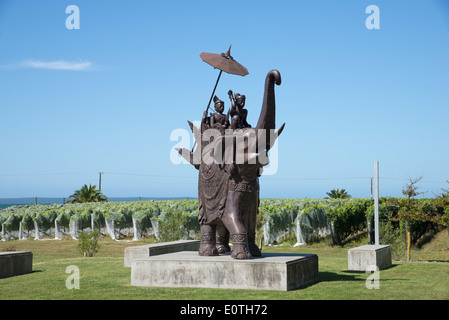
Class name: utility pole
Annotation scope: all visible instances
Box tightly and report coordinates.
[374,161,380,245]
[99,172,104,191]
[370,177,373,199]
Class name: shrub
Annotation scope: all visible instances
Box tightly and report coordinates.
[379,220,406,260]
[77,230,100,257]
[157,210,188,242]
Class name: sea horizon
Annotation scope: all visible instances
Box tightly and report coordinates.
[0,196,197,209]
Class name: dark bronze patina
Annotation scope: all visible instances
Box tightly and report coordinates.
[177,48,284,259]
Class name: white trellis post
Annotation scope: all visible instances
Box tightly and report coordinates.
[132,218,141,241]
[34,220,40,240]
[91,212,95,231]
[1,223,6,241]
[19,222,24,240]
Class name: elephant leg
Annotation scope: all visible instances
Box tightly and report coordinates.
[221,191,252,259]
[215,222,230,254]
[199,224,218,256]
[244,191,262,256]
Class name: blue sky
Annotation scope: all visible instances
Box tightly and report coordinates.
[0,0,448,199]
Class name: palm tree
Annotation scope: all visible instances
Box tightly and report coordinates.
[67,184,108,203]
[325,188,351,199]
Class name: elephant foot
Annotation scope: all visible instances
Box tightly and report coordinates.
[216,233,231,254]
[230,234,252,259]
[216,243,230,254]
[248,243,262,257]
[216,224,231,254]
[232,249,252,259]
[199,243,218,256]
[199,233,218,256]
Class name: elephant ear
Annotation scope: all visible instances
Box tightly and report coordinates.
[176,148,200,170]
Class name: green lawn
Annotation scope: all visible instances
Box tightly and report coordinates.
[1,234,448,300]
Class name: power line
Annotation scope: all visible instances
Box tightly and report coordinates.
[0,172,96,177]
[103,171,195,179]
[272,177,369,181]
[0,171,194,179]
[0,172,447,183]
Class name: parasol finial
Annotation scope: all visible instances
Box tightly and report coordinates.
[200,45,248,113]
[221,44,233,60]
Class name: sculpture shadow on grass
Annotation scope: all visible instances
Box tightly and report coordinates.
[317,271,361,283]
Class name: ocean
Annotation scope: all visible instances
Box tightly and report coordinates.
[0,197,196,210]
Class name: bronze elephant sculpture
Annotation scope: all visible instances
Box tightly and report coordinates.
[177,69,285,259]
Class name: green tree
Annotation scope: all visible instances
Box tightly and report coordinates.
[438,180,449,198]
[435,180,449,229]
[325,188,351,199]
[389,177,428,261]
[402,177,426,200]
[396,177,427,222]
[67,184,108,203]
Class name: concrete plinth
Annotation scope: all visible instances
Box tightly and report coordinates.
[131,251,318,291]
[348,245,392,271]
[0,251,33,278]
[124,240,200,267]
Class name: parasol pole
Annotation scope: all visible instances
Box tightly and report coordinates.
[205,69,223,114]
[191,70,223,153]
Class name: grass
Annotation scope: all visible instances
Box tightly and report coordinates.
[412,229,449,262]
[1,233,448,300]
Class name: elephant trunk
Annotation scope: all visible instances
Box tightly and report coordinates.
[255,69,281,131]
[255,70,282,153]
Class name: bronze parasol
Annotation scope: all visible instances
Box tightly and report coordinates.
[200,45,249,114]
